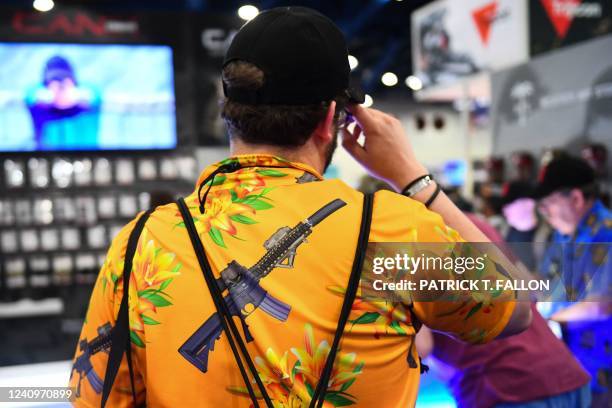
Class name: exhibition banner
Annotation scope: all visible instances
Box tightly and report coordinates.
[491,34,612,166]
[530,0,612,57]
[411,0,528,89]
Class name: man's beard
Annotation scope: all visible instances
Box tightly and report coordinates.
[322,127,339,173]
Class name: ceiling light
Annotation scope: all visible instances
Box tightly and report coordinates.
[238,5,259,21]
[348,55,359,70]
[33,0,54,12]
[405,75,423,91]
[362,94,374,108]
[381,72,398,87]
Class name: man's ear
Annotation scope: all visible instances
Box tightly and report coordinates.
[570,188,585,210]
[312,101,336,144]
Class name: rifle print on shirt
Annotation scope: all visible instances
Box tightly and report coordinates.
[178,199,347,373]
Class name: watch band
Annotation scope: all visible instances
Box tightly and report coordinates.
[425,183,442,207]
[402,174,434,197]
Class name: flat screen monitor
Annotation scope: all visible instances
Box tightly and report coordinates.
[0,42,176,152]
[442,159,466,187]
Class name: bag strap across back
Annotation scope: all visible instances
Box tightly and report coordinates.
[176,197,272,408]
[309,193,373,408]
[101,209,154,408]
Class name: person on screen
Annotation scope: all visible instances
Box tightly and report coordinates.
[26,55,101,150]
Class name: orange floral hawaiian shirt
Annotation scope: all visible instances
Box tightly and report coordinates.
[70,154,515,407]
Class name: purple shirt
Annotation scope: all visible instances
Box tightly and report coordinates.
[431,214,591,408]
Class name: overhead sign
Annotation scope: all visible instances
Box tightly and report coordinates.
[530,0,611,56]
[492,34,612,167]
[411,0,528,92]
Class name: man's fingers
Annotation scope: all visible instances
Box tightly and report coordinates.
[349,123,362,141]
[347,103,373,125]
[342,128,366,162]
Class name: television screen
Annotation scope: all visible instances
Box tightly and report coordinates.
[441,159,466,187]
[0,43,176,152]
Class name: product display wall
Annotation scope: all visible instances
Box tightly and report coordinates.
[0,6,240,367]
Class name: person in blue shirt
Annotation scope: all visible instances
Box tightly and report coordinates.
[537,155,611,407]
[26,55,101,151]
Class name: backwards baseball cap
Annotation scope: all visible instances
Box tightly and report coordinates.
[534,156,595,199]
[223,6,364,106]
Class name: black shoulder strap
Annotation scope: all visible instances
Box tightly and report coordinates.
[176,198,272,408]
[309,193,374,408]
[101,209,154,408]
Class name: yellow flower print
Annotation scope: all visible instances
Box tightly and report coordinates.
[117,228,181,347]
[328,286,414,338]
[227,324,364,407]
[200,189,257,236]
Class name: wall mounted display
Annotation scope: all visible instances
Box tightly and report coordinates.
[0,42,176,152]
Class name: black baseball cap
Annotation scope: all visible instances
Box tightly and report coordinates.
[223,6,364,106]
[534,156,595,199]
[44,56,76,85]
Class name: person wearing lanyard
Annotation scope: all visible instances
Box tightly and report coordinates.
[537,155,612,407]
[70,7,531,407]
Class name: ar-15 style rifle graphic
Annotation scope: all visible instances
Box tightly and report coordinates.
[71,322,112,396]
[179,199,346,372]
